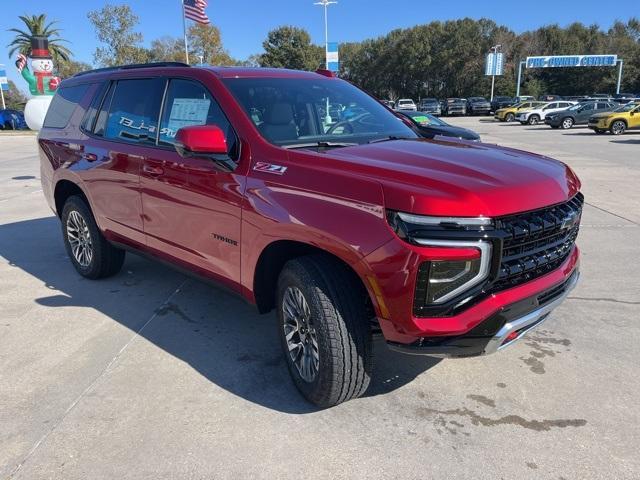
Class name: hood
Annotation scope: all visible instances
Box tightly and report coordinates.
[320,139,580,217]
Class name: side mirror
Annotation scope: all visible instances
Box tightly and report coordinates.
[174,124,227,157]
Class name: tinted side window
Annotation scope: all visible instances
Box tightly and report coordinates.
[581,103,594,111]
[43,84,90,129]
[158,78,238,158]
[94,82,116,137]
[81,82,109,133]
[104,78,166,146]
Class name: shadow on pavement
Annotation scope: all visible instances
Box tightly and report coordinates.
[609,138,640,144]
[0,216,440,413]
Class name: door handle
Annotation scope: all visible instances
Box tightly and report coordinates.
[143,164,164,176]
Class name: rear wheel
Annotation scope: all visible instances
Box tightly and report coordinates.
[561,117,574,129]
[277,255,372,407]
[505,113,515,122]
[527,115,540,125]
[610,120,626,135]
[61,195,125,279]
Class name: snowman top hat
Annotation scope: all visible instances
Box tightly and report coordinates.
[30,36,52,60]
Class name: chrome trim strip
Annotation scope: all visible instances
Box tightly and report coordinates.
[483,270,580,355]
[397,212,492,226]
[413,239,492,304]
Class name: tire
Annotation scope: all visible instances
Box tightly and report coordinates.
[276,255,372,407]
[61,195,125,279]
[610,120,626,135]
[527,115,540,125]
[561,117,574,129]
[505,113,515,122]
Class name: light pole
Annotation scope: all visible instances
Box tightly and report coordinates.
[489,44,501,101]
[314,0,337,69]
[314,0,337,124]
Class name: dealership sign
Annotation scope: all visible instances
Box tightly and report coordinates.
[0,66,8,91]
[326,42,339,72]
[526,55,617,68]
[485,52,504,76]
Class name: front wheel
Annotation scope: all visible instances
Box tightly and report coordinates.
[610,120,626,135]
[561,117,574,129]
[61,195,125,279]
[527,115,540,125]
[505,113,515,122]
[277,255,372,407]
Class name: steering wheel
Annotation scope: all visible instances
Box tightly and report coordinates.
[327,120,355,135]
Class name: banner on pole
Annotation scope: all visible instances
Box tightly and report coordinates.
[0,66,8,91]
[526,55,617,68]
[485,53,504,76]
[327,42,339,72]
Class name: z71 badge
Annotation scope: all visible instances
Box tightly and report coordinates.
[253,162,287,175]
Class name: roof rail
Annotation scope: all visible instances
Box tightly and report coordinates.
[73,62,190,78]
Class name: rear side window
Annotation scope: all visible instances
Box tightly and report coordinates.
[81,82,109,133]
[104,78,166,146]
[94,82,116,137]
[43,84,90,129]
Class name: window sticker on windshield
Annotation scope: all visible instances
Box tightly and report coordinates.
[165,98,211,138]
[413,115,431,125]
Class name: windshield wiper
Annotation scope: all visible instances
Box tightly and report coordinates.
[367,135,414,144]
[282,141,358,150]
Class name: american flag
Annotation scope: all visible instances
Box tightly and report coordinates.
[183,0,210,24]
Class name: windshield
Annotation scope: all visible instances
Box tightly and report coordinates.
[615,103,640,113]
[469,97,486,102]
[223,77,416,147]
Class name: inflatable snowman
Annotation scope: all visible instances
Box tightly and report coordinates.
[15,36,61,130]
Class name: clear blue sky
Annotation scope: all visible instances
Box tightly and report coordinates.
[1,0,638,95]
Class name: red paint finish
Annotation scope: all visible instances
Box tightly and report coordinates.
[39,65,582,347]
[175,124,227,154]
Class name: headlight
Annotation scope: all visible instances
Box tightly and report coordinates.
[414,239,492,304]
[386,211,494,305]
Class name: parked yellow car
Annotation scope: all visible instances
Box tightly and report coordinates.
[494,101,546,122]
[588,101,640,135]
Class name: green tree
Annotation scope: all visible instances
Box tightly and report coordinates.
[188,23,235,65]
[148,36,185,63]
[2,80,28,110]
[56,58,92,78]
[259,26,323,70]
[7,14,72,62]
[87,4,150,66]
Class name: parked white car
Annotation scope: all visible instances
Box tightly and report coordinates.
[396,98,417,111]
[516,101,577,125]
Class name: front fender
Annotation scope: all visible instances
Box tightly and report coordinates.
[240,170,394,302]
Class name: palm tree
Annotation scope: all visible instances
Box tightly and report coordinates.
[7,14,72,62]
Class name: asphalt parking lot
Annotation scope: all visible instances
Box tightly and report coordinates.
[1,122,638,480]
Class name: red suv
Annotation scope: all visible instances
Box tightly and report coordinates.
[39,63,582,406]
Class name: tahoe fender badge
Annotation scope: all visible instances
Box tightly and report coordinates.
[253,162,287,175]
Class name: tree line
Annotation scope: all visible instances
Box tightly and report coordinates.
[256,18,640,100]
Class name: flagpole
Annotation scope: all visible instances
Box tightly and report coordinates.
[182,0,190,64]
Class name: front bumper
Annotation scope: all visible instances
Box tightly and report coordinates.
[387,269,579,357]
